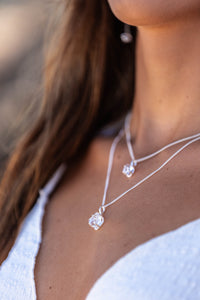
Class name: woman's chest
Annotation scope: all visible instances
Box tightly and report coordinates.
[34,162,200,300]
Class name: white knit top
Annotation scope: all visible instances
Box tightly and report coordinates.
[0,164,200,300]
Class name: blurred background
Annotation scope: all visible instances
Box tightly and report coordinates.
[0,0,50,170]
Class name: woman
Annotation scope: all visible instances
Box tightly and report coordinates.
[0,0,200,299]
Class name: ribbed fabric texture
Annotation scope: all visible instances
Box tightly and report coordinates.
[0,163,200,300]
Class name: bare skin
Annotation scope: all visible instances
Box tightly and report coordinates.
[35,1,200,299]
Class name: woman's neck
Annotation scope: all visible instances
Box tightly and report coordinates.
[131,17,200,153]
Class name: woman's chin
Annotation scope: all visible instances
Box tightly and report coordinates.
[107,0,200,27]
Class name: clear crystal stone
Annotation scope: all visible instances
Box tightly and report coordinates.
[122,162,135,178]
[88,212,104,230]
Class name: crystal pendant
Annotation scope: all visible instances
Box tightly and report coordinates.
[122,161,136,178]
[88,212,104,231]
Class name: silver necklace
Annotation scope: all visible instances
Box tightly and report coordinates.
[88,114,200,231]
[122,112,200,178]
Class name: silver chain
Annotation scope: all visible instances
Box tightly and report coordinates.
[124,112,200,164]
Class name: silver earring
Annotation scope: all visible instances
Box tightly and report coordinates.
[120,24,133,44]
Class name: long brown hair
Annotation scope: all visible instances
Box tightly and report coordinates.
[0,0,135,262]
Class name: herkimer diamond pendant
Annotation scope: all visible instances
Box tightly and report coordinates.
[88,212,104,230]
[122,160,136,178]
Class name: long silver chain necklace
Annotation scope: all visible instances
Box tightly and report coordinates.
[88,114,200,231]
[122,112,200,177]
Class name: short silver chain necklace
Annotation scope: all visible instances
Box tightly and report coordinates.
[122,112,200,178]
[88,113,200,231]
